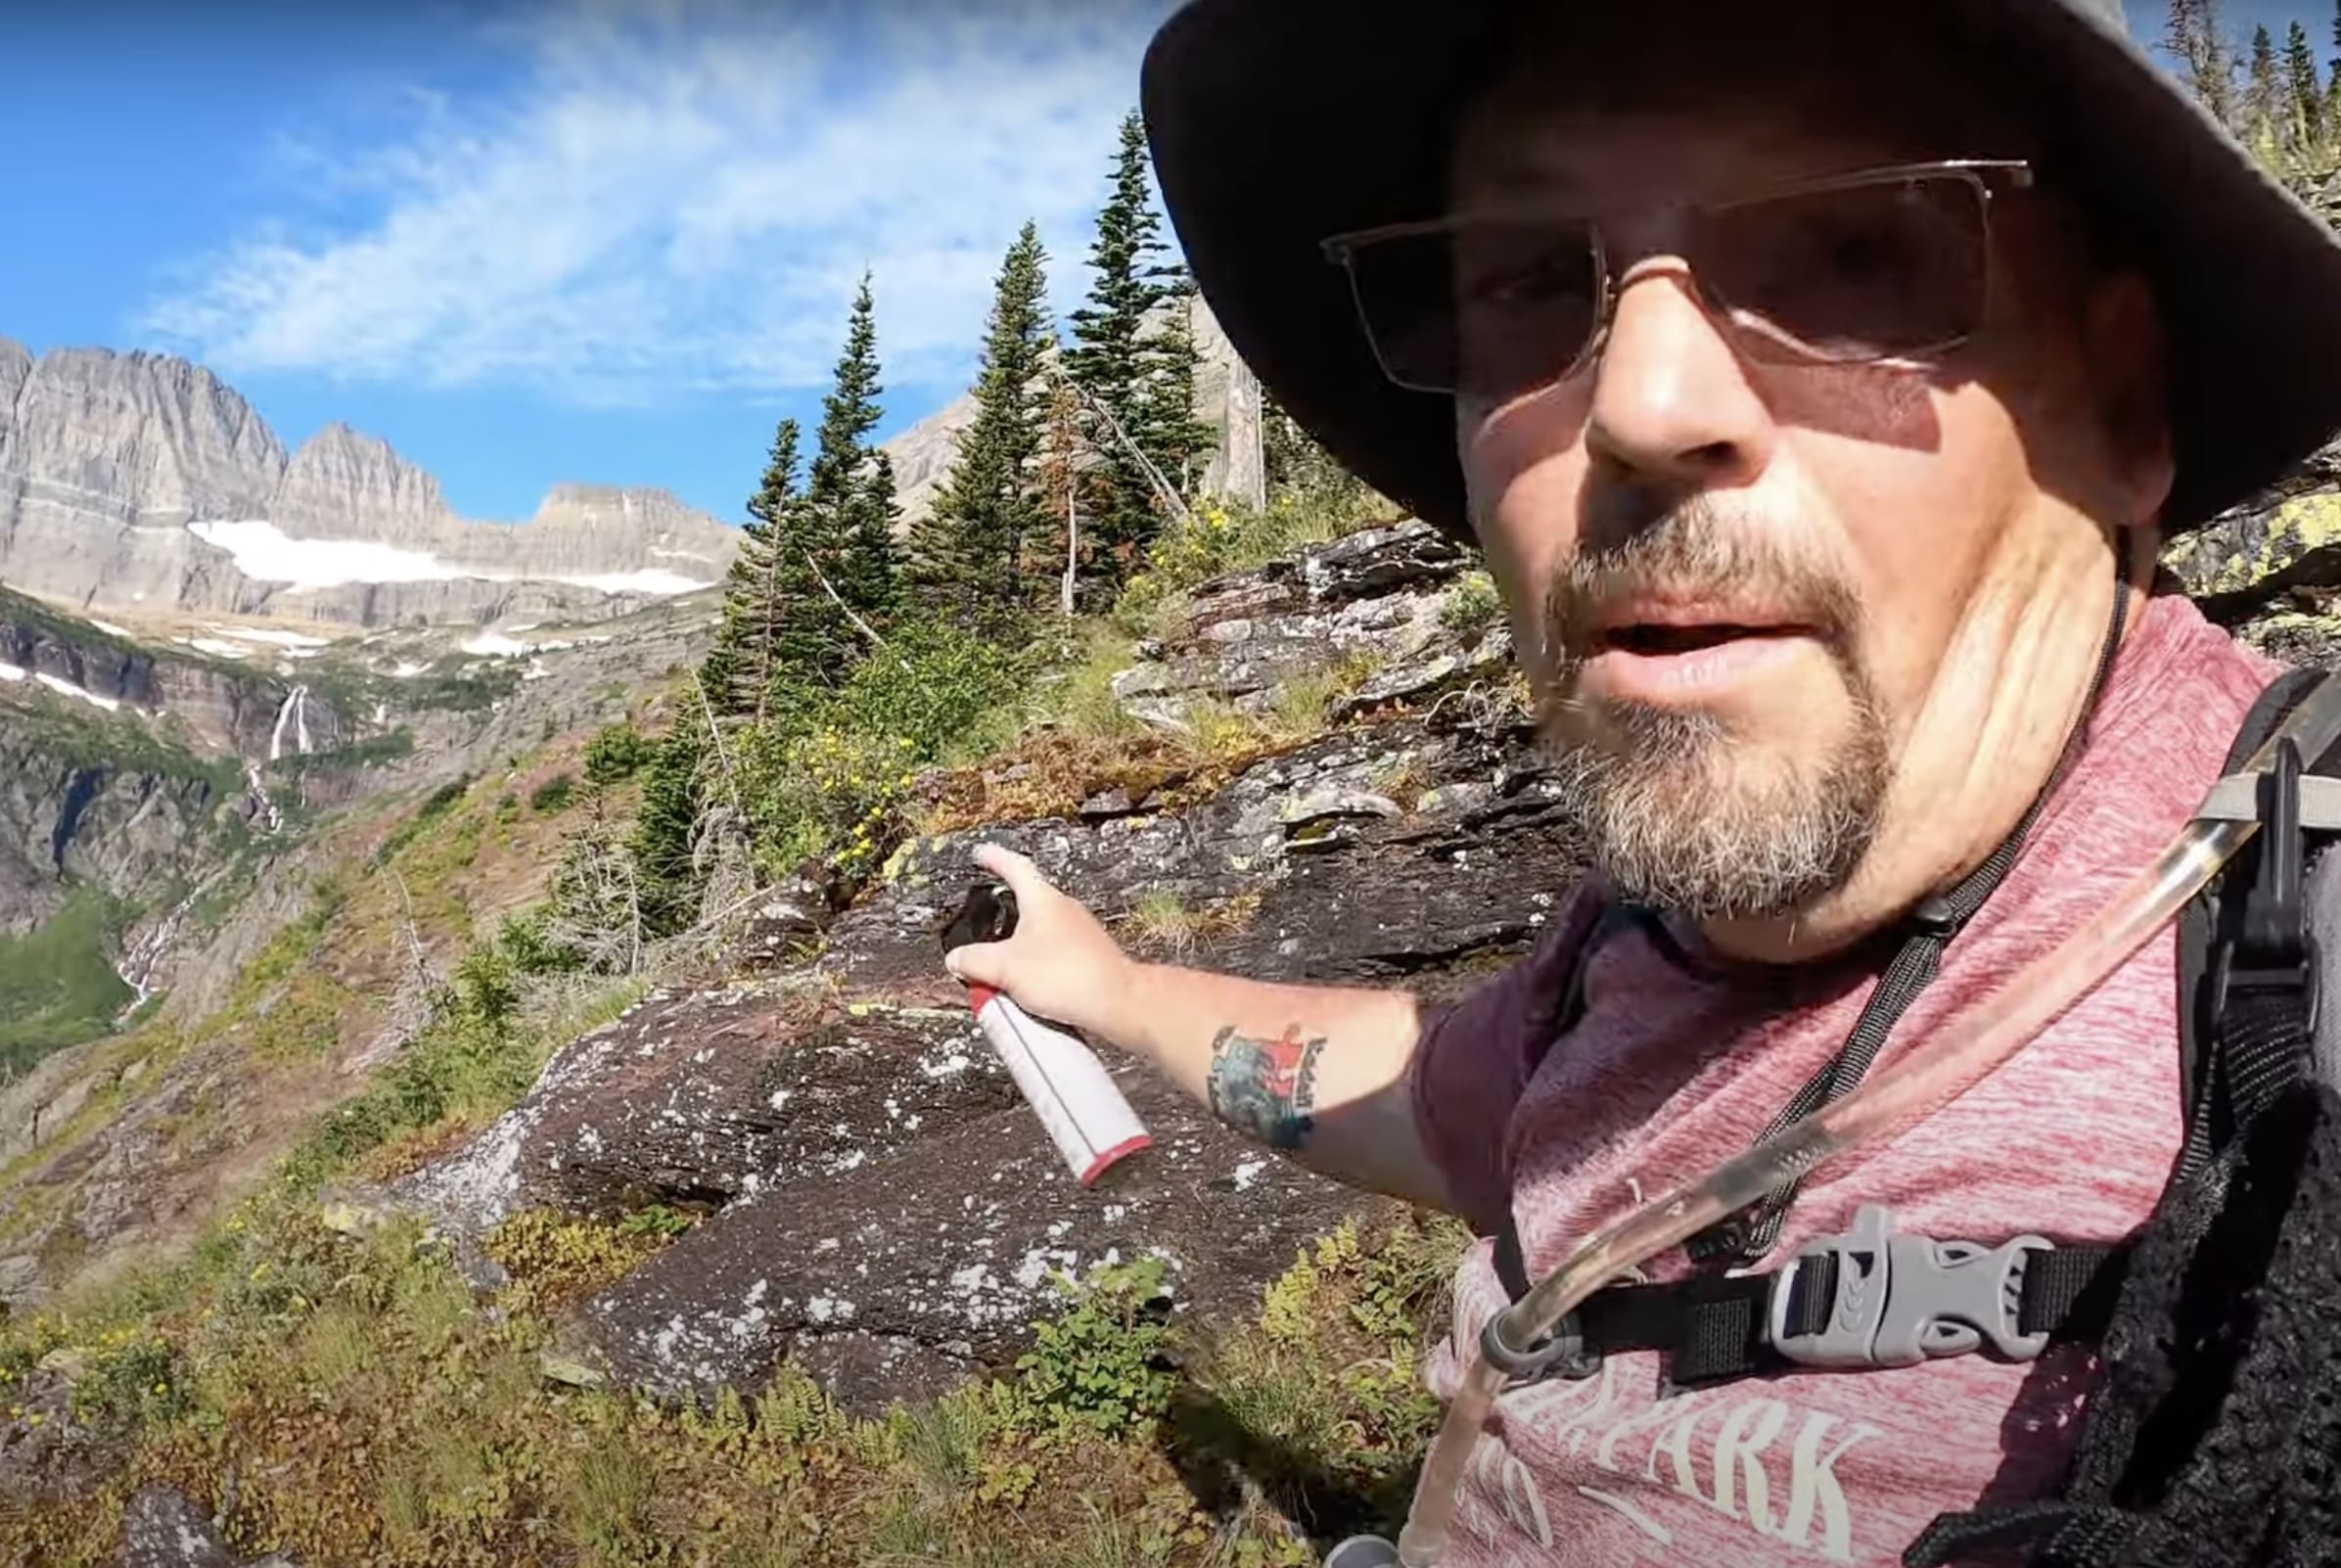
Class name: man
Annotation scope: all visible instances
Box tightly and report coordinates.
[942,1,2341,1562]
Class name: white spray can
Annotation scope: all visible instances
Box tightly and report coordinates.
[942,882,1151,1187]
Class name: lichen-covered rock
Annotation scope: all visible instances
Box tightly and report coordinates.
[584,1062,1391,1414]
[117,1483,303,1568]
[1301,520,1470,604]
[2164,437,2341,623]
[400,989,1021,1231]
[832,713,1577,1006]
[120,1485,238,1568]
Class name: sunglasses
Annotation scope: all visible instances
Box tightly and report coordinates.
[1319,159,2034,404]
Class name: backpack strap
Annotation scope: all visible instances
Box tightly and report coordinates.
[2176,666,2341,1183]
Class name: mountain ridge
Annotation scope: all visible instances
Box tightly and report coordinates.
[0,337,739,628]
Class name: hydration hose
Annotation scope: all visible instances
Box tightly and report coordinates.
[1372,670,2341,1568]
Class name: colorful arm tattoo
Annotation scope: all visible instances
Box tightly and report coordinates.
[1206,1024,1325,1151]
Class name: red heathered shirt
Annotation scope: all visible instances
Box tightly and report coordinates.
[1407,592,2280,1567]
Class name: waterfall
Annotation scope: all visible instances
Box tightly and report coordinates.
[113,886,202,1024]
[269,683,312,762]
[244,760,282,835]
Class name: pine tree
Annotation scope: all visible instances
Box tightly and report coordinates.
[2290,19,2324,150]
[848,447,901,626]
[1131,283,1216,504]
[2249,23,2286,161]
[2169,0,2238,125]
[701,417,802,721]
[1066,110,1204,591]
[788,274,897,685]
[629,721,708,938]
[914,222,1054,627]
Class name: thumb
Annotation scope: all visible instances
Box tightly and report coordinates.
[944,937,1009,989]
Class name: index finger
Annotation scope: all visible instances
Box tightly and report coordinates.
[972,841,1052,898]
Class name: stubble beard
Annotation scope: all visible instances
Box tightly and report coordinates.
[1537,506,1895,922]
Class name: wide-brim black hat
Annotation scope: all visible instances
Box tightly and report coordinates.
[1140,0,2341,541]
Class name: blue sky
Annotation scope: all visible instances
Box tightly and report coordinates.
[0,0,1173,525]
[0,0,2324,527]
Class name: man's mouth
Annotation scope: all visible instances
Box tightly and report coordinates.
[1596,621,1808,656]
[1577,598,1822,701]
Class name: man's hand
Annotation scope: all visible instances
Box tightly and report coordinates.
[942,843,1138,1045]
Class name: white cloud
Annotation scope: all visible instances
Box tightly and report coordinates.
[141,0,1172,404]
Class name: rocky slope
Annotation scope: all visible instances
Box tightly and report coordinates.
[367,520,1563,1416]
[0,340,737,628]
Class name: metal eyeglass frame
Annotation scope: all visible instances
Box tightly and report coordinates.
[1317,158,2036,397]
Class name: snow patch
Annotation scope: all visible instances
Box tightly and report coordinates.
[205,623,330,650]
[11,670,124,713]
[188,519,715,596]
[89,620,132,638]
[180,638,252,660]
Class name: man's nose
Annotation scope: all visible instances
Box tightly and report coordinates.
[1584,259,1775,490]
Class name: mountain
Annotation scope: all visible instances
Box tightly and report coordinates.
[0,342,739,629]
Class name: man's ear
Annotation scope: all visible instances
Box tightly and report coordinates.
[2083,271,2175,533]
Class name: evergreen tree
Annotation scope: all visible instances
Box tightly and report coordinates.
[1132,283,1216,504]
[629,722,708,938]
[1066,109,1205,590]
[2290,19,2324,150]
[848,447,901,626]
[2249,23,2286,160]
[914,221,1054,628]
[2169,0,2238,124]
[701,417,802,721]
[789,274,898,684]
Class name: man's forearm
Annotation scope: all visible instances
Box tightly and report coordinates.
[1096,959,1454,1211]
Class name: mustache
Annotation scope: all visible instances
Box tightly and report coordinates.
[1541,499,1863,666]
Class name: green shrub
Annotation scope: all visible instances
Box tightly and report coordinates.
[1015,1256,1176,1438]
[529,773,576,813]
[1438,571,1503,642]
[1116,492,1364,624]
[69,1328,186,1434]
[820,619,1030,764]
[584,723,655,787]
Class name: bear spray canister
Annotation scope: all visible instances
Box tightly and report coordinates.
[940,882,1151,1186]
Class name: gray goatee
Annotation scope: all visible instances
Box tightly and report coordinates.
[1538,503,1892,921]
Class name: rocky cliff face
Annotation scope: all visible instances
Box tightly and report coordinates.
[270,422,454,541]
[0,593,344,936]
[0,339,736,628]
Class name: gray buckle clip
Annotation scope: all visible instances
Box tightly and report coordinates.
[1767,1204,2052,1369]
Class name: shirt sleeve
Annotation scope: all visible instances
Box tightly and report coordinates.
[1407,888,1604,1235]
